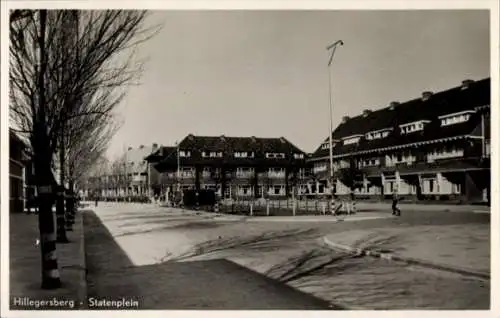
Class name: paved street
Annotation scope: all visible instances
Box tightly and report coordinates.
[84,202,490,309]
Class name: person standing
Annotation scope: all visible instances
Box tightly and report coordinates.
[392,187,401,216]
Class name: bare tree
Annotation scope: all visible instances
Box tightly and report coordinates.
[10,9,159,289]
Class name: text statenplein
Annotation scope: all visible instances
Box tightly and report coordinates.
[87,297,140,309]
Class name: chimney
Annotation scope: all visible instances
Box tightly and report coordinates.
[461,79,475,90]
[139,145,144,149]
[279,137,286,143]
[127,147,132,151]
[362,109,372,117]
[389,101,400,110]
[187,134,195,140]
[152,143,158,149]
[421,91,433,101]
[220,135,226,142]
[250,136,257,142]
[341,116,350,123]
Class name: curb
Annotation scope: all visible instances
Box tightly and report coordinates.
[76,210,88,309]
[322,236,490,280]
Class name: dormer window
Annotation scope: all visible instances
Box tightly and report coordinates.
[342,135,363,146]
[321,141,336,150]
[365,128,392,140]
[293,153,304,159]
[399,120,430,134]
[234,151,254,158]
[439,110,475,127]
[266,153,285,159]
[201,151,221,158]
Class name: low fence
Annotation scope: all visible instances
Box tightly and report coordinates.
[213,198,355,216]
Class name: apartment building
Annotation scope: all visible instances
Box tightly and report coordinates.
[152,134,309,199]
[85,144,159,199]
[308,78,491,203]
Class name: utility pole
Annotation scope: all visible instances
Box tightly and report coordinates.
[326,40,344,213]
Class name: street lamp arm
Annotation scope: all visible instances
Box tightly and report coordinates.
[327,40,344,66]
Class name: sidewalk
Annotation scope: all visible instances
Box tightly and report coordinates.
[323,223,490,278]
[353,202,490,213]
[9,211,87,310]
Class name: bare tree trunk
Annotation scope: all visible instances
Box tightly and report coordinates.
[36,9,61,289]
[56,128,69,242]
[66,177,75,231]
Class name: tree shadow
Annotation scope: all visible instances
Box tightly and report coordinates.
[84,210,341,310]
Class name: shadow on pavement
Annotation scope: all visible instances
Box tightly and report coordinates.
[84,210,341,310]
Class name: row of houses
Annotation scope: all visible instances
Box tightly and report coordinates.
[83,77,491,204]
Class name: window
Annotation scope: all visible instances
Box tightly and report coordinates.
[427,147,464,162]
[179,150,191,157]
[257,186,263,197]
[313,163,327,173]
[318,184,325,194]
[266,153,285,159]
[234,151,253,158]
[181,167,194,178]
[361,158,380,167]
[343,137,360,145]
[236,167,254,177]
[202,167,211,177]
[439,111,474,127]
[400,120,429,134]
[294,153,304,159]
[238,185,252,196]
[429,180,435,193]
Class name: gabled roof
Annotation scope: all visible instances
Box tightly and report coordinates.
[311,78,490,159]
[154,134,307,172]
[177,134,304,154]
[144,146,176,162]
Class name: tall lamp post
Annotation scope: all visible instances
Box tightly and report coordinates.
[326,40,344,206]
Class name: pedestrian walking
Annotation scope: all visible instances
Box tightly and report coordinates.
[392,188,401,216]
[95,197,98,207]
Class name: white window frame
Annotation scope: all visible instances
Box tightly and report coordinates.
[399,120,430,134]
[365,128,392,140]
[439,110,475,127]
[313,163,327,173]
[179,150,191,157]
[343,136,361,145]
[266,152,285,159]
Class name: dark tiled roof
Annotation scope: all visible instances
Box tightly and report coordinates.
[155,135,306,172]
[144,146,176,162]
[311,78,490,159]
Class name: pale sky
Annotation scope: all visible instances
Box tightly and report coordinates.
[107,10,490,159]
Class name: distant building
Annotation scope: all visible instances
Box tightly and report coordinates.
[308,78,491,203]
[9,130,33,212]
[144,145,177,198]
[125,144,157,196]
[152,134,309,199]
[85,144,159,200]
